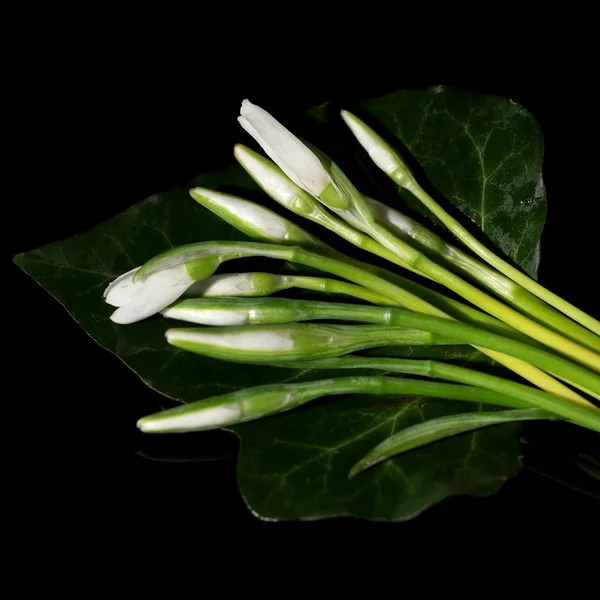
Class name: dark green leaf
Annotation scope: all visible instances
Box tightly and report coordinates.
[14,86,545,521]
[234,396,522,521]
[349,86,545,278]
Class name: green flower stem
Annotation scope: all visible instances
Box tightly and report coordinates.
[185,273,397,306]
[166,323,458,362]
[264,355,592,420]
[286,250,592,404]
[374,269,538,345]
[368,306,600,400]
[281,275,395,304]
[367,197,600,353]
[136,376,541,434]
[170,313,600,407]
[207,152,538,344]
[134,241,587,404]
[341,109,600,336]
[410,183,600,336]
[349,408,555,478]
[367,220,600,372]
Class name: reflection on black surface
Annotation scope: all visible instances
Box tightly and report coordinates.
[136,428,236,463]
[519,422,600,500]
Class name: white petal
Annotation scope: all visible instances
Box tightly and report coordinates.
[191,188,292,241]
[103,266,142,307]
[185,273,257,297]
[166,328,294,351]
[161,306,249,326]
[239,100,331,196]
[110,265,194,324]
[341,111,399,176]
[365,197,414,235]
[137,405,241,432]
[233,146,301,209]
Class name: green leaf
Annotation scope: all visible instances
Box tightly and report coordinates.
[14,85,546,521]
[234,396,523,521]
[348,408,550,480]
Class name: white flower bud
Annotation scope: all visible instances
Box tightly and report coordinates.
[137,405,242,433]
[190,188,302,243]
[341,110,417,190]
[234,144,303,210]
[110,264,194,324]
[103,266,141,307]
[341,111,401,177]
[238,100,332,196]
[166,328,295,352]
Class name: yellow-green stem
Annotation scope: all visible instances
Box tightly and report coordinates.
[409,182,600,337]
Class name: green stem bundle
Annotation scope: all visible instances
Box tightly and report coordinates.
[368,221,600,372]
[311,163,600,373]
[366,197,600,352]
[410,181,600,337]
[165,319,600,428]
[136,240,589,404]
[198,161,536,346]
[227,149,596,400]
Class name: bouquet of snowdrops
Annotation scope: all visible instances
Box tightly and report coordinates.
[100,100,600,478]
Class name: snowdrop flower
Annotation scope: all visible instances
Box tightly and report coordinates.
[233,144,324,219]
[105,255,221,324]
[103,266,141,307]
[340,110,417,190]
[136,384,306,433]
[237,107,371,222]
[189,187,324,249]
[161,297,305,326]
[238,100,332,196]
[109,264,197,324]
[164,323,441,362]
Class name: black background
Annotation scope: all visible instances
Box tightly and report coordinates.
[12,48,600,546]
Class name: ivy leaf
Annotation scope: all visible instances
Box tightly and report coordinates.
[13,86,545,521]
[350,86,545,278]
[235,395,522,521]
